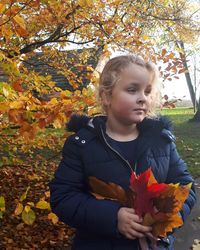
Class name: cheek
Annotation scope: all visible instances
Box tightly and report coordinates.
[113,97,134,111]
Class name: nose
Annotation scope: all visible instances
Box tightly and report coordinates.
[136,91,147,104]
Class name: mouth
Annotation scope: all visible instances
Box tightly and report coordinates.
[133,109,146,112]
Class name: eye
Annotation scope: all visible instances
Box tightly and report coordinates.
[145,88,152,95]
[127,88,137,93]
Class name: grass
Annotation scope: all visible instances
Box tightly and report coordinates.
[161,107,200,178]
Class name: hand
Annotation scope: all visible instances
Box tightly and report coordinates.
[117,207,152,240]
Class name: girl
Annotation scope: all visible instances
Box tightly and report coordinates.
[49,55,196,250]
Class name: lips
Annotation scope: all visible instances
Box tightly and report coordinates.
[133,108,146,112]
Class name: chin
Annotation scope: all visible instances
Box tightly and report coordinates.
[133,116,146,124]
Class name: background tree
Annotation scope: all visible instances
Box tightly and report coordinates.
[140,0,200,120]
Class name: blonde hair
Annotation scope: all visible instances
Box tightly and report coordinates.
[98,54,161,116]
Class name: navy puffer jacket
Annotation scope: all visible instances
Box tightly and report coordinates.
[49,115,196,250]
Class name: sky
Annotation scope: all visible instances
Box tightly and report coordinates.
[162,75,191,100]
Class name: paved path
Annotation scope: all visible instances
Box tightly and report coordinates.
[174,178,200,250]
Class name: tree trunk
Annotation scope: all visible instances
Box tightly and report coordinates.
[190,98,200,122]
[178,41,198,109]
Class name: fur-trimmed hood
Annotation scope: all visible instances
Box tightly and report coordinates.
[67,114,175,142]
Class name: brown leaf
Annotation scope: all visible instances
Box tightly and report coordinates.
[88,176,128,206]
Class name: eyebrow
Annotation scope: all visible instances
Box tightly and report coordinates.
[128,83,152,88]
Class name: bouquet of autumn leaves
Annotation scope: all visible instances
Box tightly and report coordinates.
[89,168,191,238]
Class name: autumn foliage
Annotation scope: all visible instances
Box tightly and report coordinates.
[0,0,199,248]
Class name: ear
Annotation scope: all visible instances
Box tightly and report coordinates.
[101,91,111,107]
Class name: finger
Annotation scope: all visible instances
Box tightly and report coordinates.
[125,233,136,240]
[124,208,135,214]
[145,232,158,241]
[139,238,149,250]
[131,222,152,233]
[128,213,143,223]
[128,229,146,239]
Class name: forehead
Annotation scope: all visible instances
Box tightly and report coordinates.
[119,63,153,84]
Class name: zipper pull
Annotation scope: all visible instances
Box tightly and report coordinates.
[134,162,137,174]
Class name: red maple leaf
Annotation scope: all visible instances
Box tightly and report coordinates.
[130,169,167,217]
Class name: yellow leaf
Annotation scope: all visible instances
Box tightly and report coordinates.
[14,203,23,216]
[13,15,26,30]
[0,52,6,61]
[9,101,24,109]
[0,196,5,212]
[2,87,9,97]
[0,3,6,14]
[78,0,93,7]
[0,102,9,113]
[27,202,34,207]
[24,205,31,213]
[19,187,30,202]
[36,200,50,210]
[50,97,58,105]
[22,208,36,225]
[143,35,149,40]
[53,118,62,128]
[48,212,59,224]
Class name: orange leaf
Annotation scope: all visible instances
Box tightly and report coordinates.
[156,183,191,214]
[14,203,24,216]
[88,176,130,206]
[12,80,24,92]
[152,213,183,237]
[48,212,59,224]
[161,49,167,57]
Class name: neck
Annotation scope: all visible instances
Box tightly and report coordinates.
[106,118,139,142]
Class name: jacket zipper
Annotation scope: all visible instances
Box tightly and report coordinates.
[100,127,136,174]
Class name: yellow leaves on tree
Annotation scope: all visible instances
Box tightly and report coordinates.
[0,0,198,145]
[78,0,93,8]
[0,3,6,14]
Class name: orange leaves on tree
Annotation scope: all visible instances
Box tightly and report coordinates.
[12,15,29,38]
[12,80,24,92]
[89,168,192,238]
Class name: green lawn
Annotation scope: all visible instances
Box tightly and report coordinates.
[160,107,200,178]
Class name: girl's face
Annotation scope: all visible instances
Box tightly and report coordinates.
[103,63,153,125]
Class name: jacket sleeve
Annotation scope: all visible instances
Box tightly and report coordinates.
[49,135,122,237]
[166,142,196,221]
